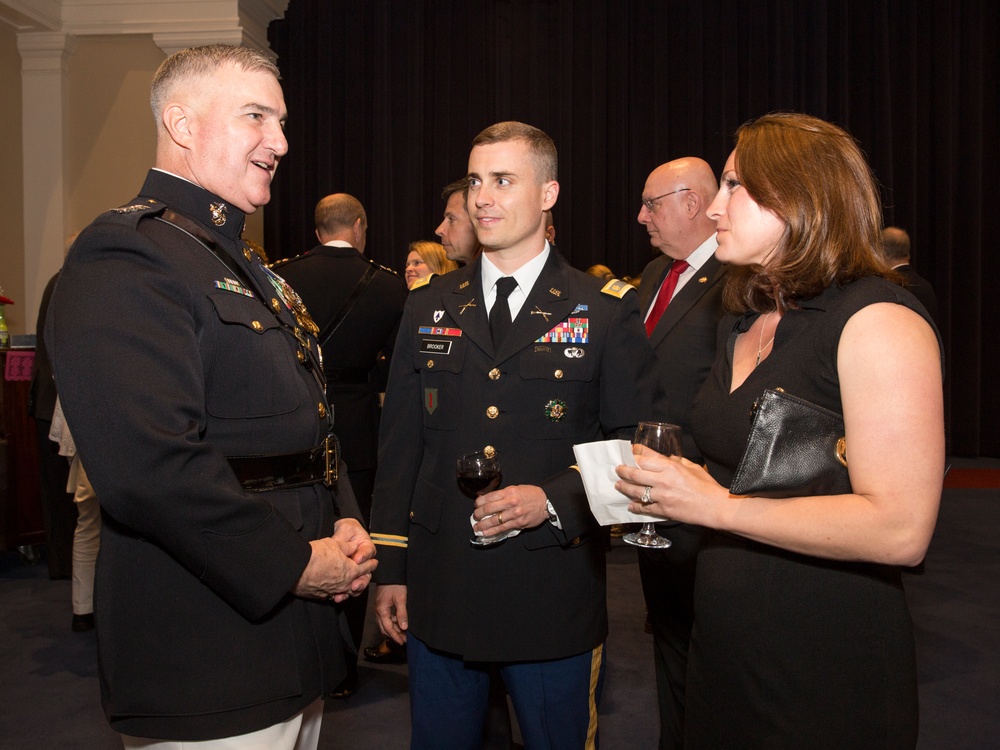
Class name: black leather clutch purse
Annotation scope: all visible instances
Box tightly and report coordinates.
[730,388,852,499]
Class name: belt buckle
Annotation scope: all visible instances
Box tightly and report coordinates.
[324,435,339,487]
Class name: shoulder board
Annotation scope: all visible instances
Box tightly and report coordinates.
[409,273,436,291]
[269,256,294,269]
[601,278,635,299]
[99,198,165,228]
[367,257,401,277]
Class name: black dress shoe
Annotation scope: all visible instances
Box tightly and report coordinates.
[363,638,407,664]
[72,613,95,632]
[328,677,356,699]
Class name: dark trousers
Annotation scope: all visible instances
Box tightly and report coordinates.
[637,523,705,750]
[34,419,76,579]
[407,635,605,749]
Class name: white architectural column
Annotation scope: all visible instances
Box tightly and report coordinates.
[18,30,76,332]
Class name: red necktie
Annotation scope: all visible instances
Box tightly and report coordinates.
[644,260,689,336]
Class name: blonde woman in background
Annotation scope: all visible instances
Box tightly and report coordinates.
[404,241,458,289]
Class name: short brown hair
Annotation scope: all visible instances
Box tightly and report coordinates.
[314,193,366,235]
[471,121,558,183]
[150,45,279,125]
[723,112,892,313]
[441,178,468,203]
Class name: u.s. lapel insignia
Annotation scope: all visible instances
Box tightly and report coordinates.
[459,281,471,290]
[549,287,562,297]
[530,306,552,323]
[433,310,445,323]
[209,202,228,226]
[544,398,568,422]
[459,298,477,315]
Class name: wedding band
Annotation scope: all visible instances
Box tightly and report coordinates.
[641,486,652,505]
[497,512,504,526]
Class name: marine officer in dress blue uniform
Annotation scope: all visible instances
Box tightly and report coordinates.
[370,121,659,749]
[46,44,375,749]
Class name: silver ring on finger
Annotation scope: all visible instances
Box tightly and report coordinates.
[641,486,653,505]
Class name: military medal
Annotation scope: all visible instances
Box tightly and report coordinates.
[261,265,320,337]
[544,399,568,422]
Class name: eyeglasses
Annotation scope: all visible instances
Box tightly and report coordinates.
[641,188,691,212]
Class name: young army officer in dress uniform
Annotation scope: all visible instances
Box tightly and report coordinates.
[370,121,659,748]
[46,45,376,749]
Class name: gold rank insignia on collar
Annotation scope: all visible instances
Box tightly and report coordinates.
[601,278,635,299]
[209,202,228,226]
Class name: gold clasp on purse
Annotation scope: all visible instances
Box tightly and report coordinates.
[835,436,848,468]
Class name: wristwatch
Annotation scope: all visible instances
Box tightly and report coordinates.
[545,498,560,525]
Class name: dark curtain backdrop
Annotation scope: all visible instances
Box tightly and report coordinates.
[265,0,998,456]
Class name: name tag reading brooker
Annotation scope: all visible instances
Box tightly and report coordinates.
[420,339,453,355]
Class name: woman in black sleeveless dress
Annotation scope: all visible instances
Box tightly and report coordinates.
[616,113,944,748]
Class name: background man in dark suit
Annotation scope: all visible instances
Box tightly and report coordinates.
[46,44,375,748]
[880,226,940,324]
[274,192,407,697]
[635,156,727,750]
[371,121,658,748]
[28,268,76,581]
[435,178,482,266]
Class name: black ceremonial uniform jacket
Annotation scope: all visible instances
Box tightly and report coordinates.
[274,245,407,478]
[47,170,350,741]
[370,248,658,662]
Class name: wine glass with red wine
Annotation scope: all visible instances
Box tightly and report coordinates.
[623,422,681,549]
[456,451,506,546]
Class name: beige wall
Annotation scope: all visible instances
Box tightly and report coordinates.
[7,32,269,334]
[1,23,25,334]
[66,35,162,236]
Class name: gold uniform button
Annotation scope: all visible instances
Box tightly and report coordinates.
[427,359,435,369]
[409,510,415,520]
[271,298,281,313]
[489,368,501,381]
[318,403,327,419]
[243,248,253,261]
[483,445,496,458]
[554,369,564,379]
[486,406,499,419]
[251,320,263,331]
[297,350,306,364]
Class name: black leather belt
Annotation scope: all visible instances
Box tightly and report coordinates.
[325,367,371,385]
[228,435,339,492]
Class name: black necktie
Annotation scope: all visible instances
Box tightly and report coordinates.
[490,277,518,349]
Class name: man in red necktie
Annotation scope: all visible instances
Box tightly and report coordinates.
[635,156,728,750]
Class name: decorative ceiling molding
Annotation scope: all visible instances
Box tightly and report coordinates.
[16,29,78,73]
[1,1,289,56]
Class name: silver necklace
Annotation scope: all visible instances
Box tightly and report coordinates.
[756,311,776,367]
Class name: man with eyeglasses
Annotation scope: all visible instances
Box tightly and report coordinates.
[635,157,728,750]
